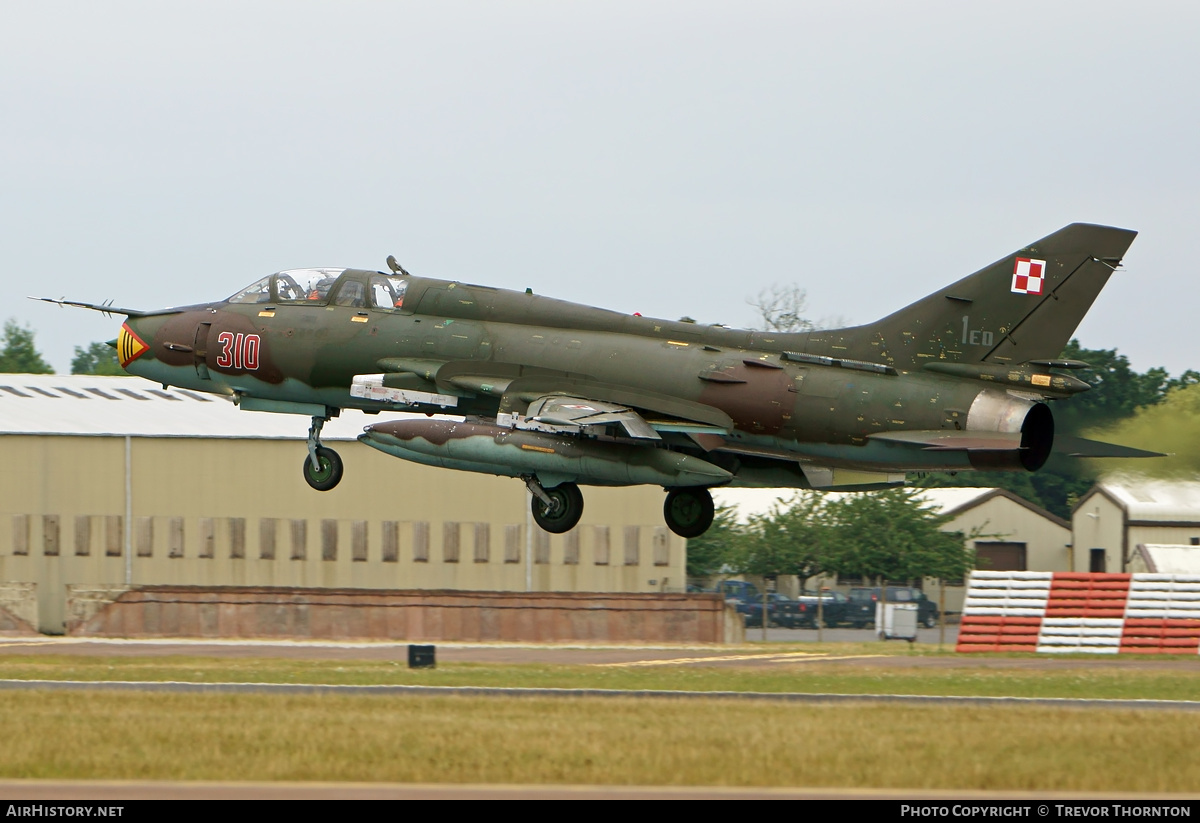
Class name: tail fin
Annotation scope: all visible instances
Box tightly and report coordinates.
[804,223,1137,369]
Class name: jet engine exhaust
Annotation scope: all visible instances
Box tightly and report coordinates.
[966,391,1055,472]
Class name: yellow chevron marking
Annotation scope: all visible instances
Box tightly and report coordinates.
[117,323,149,368]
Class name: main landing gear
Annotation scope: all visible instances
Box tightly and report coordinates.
[523,479,717,538]
[303,415,344,491]
[663,487,715,538]
[525,477,584,534]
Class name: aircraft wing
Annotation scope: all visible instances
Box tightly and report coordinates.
[1052,435,1165,459]
[868,430,1023,451]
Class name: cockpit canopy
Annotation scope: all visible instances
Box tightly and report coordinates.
[227,269,410,310]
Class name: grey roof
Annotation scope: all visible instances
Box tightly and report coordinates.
[1084,476,1200,523]
[1134,544,1200,574]
[0,373,423,440]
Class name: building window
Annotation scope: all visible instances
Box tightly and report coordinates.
[413,521,430,562]
[352,521,368,562]
[259,519,277,560]
[533,530,550,565]
[199,518,215,559]
[136,517,154,558]
[504,525,521,564]
[106,516,124,557]
[322,520,338,561]
[12,515,29,556]
[563,530,579,565]
[229,518,246,560]
[1089,548,1107,573]
[443,522,460,563]
[381,521,399,563]
[170,517,186,558]
[474,523,490,563]
[593,525,610,565]
[623,526,640,566]
[74,515,91,556]
[289,519,306,561]
[42,515,60,557]
[653,528,669,567]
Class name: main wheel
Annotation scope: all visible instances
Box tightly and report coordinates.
[663,487,715,538]
[531,482,584,534]
[302,446,344,491]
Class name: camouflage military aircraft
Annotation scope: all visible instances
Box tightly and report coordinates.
[35,223,1158,537]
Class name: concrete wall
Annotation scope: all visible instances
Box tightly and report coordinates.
[66,586,729,643]
[0,435,687,633]
[0,583,38,635]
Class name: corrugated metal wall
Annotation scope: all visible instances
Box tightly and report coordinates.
[0,435,686,632]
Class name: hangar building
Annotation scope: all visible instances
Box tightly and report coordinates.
[710,486,1071,614]
[1072,478,1200,573]
[0,374,687,633]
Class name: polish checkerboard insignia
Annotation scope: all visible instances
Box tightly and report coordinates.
[1011,257,1046,295]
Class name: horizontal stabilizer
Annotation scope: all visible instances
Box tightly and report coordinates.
[869,430,1022,452]
[1053,435,1165,459]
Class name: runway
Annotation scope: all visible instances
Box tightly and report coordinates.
[1,635,1197,672]
[0,677,1197,712]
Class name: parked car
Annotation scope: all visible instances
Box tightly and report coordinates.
[794,590,855,628]
[766,593,805,628]
[847,586,940,628]
[715,580,760,601]
[728,591,805,629]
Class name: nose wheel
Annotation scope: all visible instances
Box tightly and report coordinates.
[303,446,344,491]
[526,477,584,534]
[303,415,344,491]
[663,487,715,538]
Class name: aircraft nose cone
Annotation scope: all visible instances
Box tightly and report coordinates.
[116,320,151,370]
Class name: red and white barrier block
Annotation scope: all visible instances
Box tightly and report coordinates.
[956,571,1200,654]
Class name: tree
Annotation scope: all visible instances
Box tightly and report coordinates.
[71,341,124,375]
[748,284,817,333]
[738,492,830,590]
[747,283,846,334]
[1051,340,1174,434]
[819,489,973,585]
[685,505,744,578]
[0,320,53,374]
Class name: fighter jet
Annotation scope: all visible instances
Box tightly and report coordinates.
[34,223,1159,537]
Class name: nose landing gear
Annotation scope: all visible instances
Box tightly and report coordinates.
[303,415,344,491]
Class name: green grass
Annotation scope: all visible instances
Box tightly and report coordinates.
[0,646,1197,789]
[0,648,1198,701]
[0,691,1195,791]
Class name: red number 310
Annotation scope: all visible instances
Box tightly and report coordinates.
[215,332,261,370]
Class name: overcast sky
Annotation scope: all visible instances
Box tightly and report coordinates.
[3,1,1197,376]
